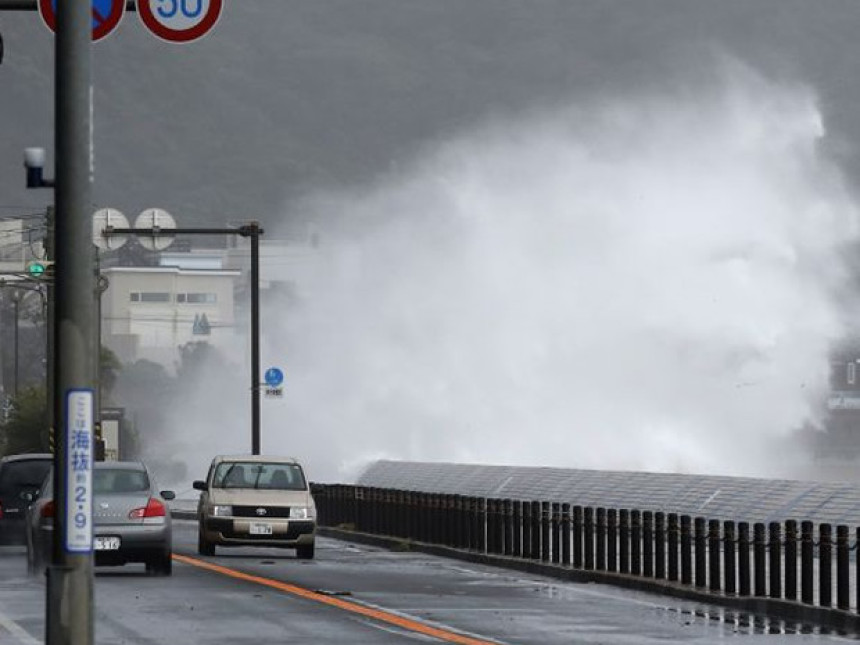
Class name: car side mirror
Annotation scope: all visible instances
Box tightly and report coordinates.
[192,480,207,491]
[160,490,176,501]
[20,491,35,502]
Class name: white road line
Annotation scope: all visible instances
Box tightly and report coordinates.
[0,607,40,645]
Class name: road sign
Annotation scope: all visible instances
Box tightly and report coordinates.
[38,0,126,42]
[264,386,283,399]
[93,208,129,250]
[137,0,224,43]
[264,367,284,387]
[135,208,176,251]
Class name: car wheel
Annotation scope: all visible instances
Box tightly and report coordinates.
[197,529,215,556]
[146,553,173,576]
[296,543,314,560]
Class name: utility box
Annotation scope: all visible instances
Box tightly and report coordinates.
[100,407,124,461]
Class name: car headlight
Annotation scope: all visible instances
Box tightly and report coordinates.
[291,506,315,520]
[211,505,232,517]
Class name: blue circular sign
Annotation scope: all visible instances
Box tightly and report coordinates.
[264,368,284,387]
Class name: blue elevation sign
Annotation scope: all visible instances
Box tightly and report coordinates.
[264,368,284,387]
[39,0,126,42]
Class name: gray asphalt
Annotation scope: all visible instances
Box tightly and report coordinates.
[0,520,857,644]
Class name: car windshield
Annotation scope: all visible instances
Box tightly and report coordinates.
[212,462,306,490]
[93,469,150,494]
[0,459,52,491]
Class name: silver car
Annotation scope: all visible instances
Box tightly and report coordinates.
[194,455,317,559]
[26,461,175,576]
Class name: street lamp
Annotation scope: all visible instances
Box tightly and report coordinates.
[24,146,54,188]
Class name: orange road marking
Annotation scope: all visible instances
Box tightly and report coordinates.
[172,553,504,645]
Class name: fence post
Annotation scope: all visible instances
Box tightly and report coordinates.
[708,519,721,593]
[784,520,797,602]
[512,500,522,558]
[561,503,571,566]
[551,503,561,565]
[584,507,595,570]
[694,517,707,589]
[738,522,750,596]
[596,508,607,571]
[541,502,551,562]
[837,525,849,611]
[504,499,514,557]
[753,523,766,597]
[573,506,584,569]
[680,515,692,585]
[630,510,641,576]
[724,520,736,596]
[801,520,813,605]
[607,509,617,573]
[619,509,630,575]
[643,511,653,578]
[654,512,665,580]
[667,513,679,582]
[820,523,832,608]
[530,501,541,561]
[768,522,781,600]
[522,500,532,559]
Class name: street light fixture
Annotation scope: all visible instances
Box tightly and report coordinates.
[24,146,54,188]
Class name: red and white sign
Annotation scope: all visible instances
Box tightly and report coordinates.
[137,0,224,43]
[38,0,126,42]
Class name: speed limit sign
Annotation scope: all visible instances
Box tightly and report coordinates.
[137,0,223,43]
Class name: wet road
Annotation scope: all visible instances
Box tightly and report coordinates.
[0,520,856,644]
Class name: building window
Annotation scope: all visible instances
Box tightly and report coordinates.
[848,362,856,386]
[130,292,170,303]
[177,292,217,304]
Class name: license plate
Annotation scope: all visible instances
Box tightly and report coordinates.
[249,522,273,535]
[95,536,120,551]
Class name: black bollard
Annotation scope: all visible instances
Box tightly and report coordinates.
[753,523,766,597]
[551,503,561,564]
[620,509,630,575]
[596,508,607,571]
[837,525,849,611]
[607,509,618,573]
[709,519,721,593]
[769,522,781,600]
[820,523,832,608]
[561,503,571,566]
[643,511,654,578]
[667,513,679,582]
[784,520,797,602]
[573,506,584,569]
[694,517,707,589]
[801,520,813,605]
[680,515,692,586]
[724,520,736,596]
[655,512,666,580]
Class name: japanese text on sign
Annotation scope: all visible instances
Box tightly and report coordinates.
[65,390,94,553]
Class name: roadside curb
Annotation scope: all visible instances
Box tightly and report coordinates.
[317,526,860,635]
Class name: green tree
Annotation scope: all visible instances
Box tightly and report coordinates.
[0,385,47,456]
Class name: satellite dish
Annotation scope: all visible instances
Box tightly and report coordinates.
[135,208,176,251]
[92,208,129,250]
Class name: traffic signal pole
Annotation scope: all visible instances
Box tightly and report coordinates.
[48,0,95,643]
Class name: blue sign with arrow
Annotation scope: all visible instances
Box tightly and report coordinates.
[264,368,284,387]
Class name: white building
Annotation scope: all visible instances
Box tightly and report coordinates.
[100,264,241,371]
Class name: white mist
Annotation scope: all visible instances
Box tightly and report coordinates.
[156,65,860,486]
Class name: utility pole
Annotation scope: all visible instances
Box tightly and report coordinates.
[48,0,95,643]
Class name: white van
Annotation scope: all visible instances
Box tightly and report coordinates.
[193,455,317,559]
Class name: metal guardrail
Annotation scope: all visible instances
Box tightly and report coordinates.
[311,483,860,632]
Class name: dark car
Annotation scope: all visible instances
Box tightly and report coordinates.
[26,461,175,576]
[0,453,53,545]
